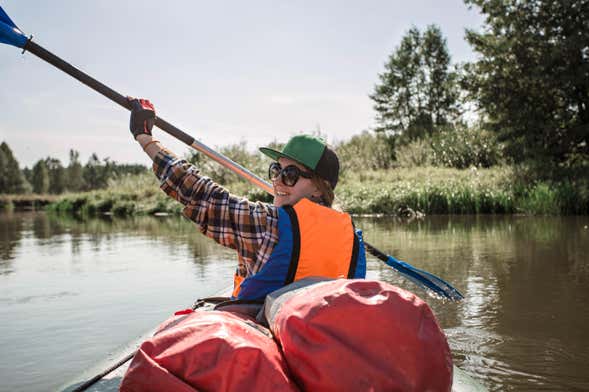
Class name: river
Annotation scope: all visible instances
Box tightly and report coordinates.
[0,211,588,391]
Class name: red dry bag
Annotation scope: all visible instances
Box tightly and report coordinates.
[264,279,453,392]
[120,310,298,392]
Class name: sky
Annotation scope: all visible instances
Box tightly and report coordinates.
[0,1,485,168]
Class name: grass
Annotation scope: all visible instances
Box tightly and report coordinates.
[47,173,184,216]
[337,166,517,215]
[27,165,589,217]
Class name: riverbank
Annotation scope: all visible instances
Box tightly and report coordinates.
[2,166,573,216]
[0,194,59,211]
[2,166,587,216]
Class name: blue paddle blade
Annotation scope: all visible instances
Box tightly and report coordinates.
[0,6,28,48]
[0,5,17,26]
[385,255,464,302]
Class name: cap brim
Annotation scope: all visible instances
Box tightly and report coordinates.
[259,147,283,161]
[259,147,314,170]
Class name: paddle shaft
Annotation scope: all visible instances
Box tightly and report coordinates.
[23,40,273,194]
[70,352,135,392]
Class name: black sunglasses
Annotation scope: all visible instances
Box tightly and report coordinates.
[268,162,313,187]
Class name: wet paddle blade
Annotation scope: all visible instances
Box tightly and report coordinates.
[364,241,464,302]
[384,255,464,302]
[0,6,28,48]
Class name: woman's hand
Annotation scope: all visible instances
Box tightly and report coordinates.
[128,97,156,139]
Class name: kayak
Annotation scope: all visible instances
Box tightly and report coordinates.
[60,283,487,392]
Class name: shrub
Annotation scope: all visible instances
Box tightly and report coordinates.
[336,131,393,176]
[517,180,589,215]
[430,126,504,168]
[518,183,560,215]
[395,138,435,168]
[392,126,503,169]
[186,142,268,186]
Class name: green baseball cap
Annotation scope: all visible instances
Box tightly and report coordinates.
[259,134,340,189]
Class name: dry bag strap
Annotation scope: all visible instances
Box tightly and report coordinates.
[214,298,265,310]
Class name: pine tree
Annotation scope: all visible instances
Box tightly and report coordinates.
[371,25,459,143]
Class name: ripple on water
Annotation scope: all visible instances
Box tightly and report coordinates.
[447,326,589,391]
[0,291,79,305]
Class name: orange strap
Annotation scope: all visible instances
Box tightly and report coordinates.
[232,274,245,298]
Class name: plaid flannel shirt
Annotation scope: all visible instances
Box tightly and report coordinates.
[153,148,279,279]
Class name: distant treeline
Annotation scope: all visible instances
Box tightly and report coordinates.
[0,143,147,195]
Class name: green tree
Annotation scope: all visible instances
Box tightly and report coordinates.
[66,149,84,192]
[0,142,27,194]
[45,157,66,194]
[83,153,114,190]
[371,25,460,143]
[464,0,589,170]
[31,159,50,194]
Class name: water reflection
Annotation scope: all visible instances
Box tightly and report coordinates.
[1,211,235,270]
[0,212,588,391]
[0,212,24,274]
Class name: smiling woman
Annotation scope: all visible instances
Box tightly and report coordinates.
[129,99,366,300]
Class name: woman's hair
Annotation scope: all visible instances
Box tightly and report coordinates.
[311,174,335,207]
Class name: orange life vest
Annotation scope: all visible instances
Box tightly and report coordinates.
[233,198,366,299]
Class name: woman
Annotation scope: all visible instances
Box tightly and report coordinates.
[129,98,366,300]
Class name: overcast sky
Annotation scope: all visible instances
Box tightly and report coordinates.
[0,1,484,168]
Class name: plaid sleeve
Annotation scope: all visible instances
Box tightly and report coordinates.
[152,148,279,277]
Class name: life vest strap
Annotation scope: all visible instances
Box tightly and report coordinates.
[347,231,359,278]
[283,205,301,285]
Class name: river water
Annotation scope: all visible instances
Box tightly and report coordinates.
[0,211,588,391]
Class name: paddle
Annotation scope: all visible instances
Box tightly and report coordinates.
[0,6,464,302]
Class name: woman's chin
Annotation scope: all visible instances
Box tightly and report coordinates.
[273,197,286,207]
[273,195,293,207]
